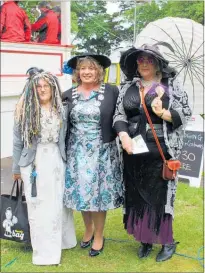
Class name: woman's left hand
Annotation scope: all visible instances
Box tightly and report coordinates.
[151,97,163,116]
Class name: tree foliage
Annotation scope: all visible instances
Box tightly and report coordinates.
[118,1,162,43]
[18,0,204,55]
[160,1,204,25]
[19,1,78,32]
[71,1,122,55]
[118,0,204,44]
[19,1,41,23]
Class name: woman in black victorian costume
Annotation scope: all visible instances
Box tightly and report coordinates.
[113,44,191,262]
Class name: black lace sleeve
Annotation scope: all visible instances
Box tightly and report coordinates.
[169,109,182,129]
[113,83,130,134]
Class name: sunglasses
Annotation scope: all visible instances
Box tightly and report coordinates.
[137,56,155,65]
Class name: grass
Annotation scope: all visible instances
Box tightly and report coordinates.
[1,183,204,272]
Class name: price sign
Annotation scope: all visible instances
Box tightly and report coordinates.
[179,131,204,178]
[178,115,204,187]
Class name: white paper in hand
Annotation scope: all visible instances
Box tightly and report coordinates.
[132,135,149,154]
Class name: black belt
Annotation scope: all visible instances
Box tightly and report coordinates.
[146,124,164,140]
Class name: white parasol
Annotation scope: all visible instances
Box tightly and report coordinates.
[135,17,204,114]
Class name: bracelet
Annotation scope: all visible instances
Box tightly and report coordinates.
[159,109,166,118]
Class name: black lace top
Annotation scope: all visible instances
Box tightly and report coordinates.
[122,83,179,155]
[113,78,191,221]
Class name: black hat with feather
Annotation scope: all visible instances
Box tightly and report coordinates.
[120,42,176,80]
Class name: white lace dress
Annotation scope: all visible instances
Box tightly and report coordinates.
[20,108,77,265]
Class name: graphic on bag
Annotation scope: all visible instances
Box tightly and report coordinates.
[2,207,24,240]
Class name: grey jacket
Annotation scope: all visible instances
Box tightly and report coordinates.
[12,107,68,174]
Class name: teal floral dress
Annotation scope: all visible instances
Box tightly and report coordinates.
[64,91,123,211]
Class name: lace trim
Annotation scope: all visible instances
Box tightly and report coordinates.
[113,81,133,125]
[163,78,191,216]
[72,83,105,107]
[114,77,191,217]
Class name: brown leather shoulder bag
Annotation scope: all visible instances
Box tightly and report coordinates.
[140,87,181,181]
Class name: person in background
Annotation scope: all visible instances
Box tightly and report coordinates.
[113,44,191,262]
[63,54,123,257]
[0,0,31,42]
[31,1,58,44]
[12,67,77,265]
[52,6,61,44]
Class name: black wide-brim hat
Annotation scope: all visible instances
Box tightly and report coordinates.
[67,53,111,69]
[120,44,175,80]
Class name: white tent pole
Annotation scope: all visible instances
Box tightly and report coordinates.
[61,0,71,45]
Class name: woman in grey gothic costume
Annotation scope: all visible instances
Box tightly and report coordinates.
[12,67,77,265]
[113,44,191,262]
[63,54,123,257]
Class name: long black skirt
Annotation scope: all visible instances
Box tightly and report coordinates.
[123,143,174,244]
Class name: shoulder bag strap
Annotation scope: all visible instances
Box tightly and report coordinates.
[140,86,166,164]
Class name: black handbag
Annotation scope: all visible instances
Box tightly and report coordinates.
[0,180,30,243]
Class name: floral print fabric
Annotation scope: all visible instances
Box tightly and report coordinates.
[20,110,77,265]
[38,108,61,144]
[64,91,123,211]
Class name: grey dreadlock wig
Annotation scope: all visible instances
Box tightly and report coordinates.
[15,68,65,148]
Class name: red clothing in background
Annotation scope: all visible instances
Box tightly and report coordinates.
[31,9,59,44]
[0,1,31,42]
[57,16,61,44]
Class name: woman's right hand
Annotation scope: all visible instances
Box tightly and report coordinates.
[119,133,133,154]
[13,174,22,181]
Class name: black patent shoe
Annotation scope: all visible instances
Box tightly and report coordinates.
[138,242,153,258]
[80,235,94,249]
[156,242,179,262]
[89,238,105,257]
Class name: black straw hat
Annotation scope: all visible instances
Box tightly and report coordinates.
[67,53,111,69]
[120,43,176,80]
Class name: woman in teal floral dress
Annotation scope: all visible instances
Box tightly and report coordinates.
[63,54,123,257]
